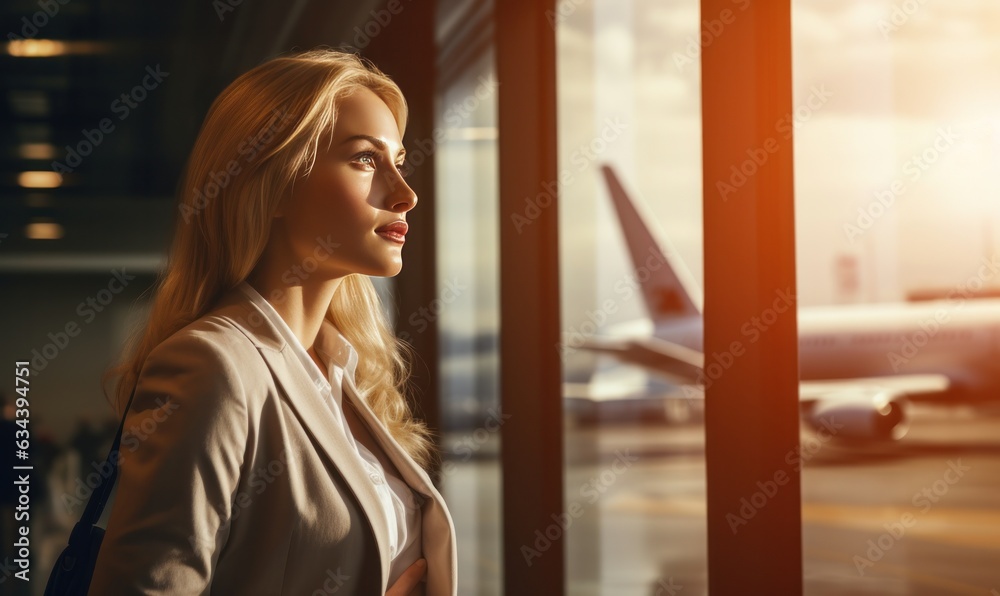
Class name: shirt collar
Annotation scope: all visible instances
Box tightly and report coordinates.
[237,281,359,403]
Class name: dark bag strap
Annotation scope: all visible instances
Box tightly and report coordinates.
[66,382,139,548]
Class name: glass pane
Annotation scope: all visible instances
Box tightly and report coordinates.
[434,4,502,593]
[792,1,1000,593]
[557,1,706,594]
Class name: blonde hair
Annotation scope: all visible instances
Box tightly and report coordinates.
[102,48,436,470]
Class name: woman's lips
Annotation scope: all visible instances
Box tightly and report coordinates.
[375,221,407,244]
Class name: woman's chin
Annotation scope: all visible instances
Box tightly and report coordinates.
[368,259,403,278]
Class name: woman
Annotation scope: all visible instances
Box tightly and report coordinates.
[88,49,456,595]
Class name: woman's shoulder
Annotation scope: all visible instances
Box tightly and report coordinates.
[161,285,276,356]
[133,286,280,413]
[159,313,257,359]
[186,284,286,353]
[143,307,271,396]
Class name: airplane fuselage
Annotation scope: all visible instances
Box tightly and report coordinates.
[656,297,1000,403]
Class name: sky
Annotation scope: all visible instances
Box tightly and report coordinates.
[555,0,1000,331]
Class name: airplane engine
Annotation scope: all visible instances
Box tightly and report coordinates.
[803,390,910,441]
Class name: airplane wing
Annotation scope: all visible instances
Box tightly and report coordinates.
[581,334,951,400]
[578,335,953,439]
[577,335,703,382]
[799,374,951,404]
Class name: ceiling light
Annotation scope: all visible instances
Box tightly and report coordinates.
[18,143,57,159]
[6,39,68,57]
[18,171,62,188]
[25,219,64,240]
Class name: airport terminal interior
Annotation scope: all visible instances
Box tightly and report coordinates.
[1,0,999,594]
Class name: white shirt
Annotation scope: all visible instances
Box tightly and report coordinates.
[237,281,423,587]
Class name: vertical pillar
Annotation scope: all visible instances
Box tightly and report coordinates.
[700,1,802,594]
[496,0,564,593]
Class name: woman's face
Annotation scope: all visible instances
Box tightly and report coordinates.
[275,86,416,279]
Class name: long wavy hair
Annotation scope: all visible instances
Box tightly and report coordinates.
[102,48,435,470]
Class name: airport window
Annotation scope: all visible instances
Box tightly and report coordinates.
[792,1,1000,592]
[556,0,708,592]
[544,0,1000,593]
[435,1,502,593]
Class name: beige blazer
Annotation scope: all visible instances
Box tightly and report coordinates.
[89,285,457,595]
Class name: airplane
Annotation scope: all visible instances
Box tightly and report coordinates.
[568,164,1000,440]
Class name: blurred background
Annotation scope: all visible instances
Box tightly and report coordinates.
[2,0,1000,595]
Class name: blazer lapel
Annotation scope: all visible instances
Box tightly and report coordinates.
[208,288,393,591]
[340,373,437,502]
[341,373,457,596]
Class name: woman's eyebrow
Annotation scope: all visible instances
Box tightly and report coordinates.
[340,134,405,157]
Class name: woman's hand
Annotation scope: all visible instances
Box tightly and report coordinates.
[386,558,427,595]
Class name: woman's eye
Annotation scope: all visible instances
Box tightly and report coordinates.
[354,151,409,177]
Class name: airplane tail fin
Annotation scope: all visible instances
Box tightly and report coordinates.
[600,164,702,320]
